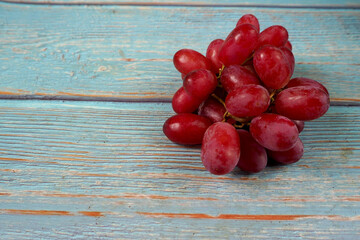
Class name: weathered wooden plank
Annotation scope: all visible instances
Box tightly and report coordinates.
[0,214,358,239]
[3,0,360,8]
[0,3,359,102]
[0,100,359,238]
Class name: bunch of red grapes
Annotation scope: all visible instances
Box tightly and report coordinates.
[163,14,330,175]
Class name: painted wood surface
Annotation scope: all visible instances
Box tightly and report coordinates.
[0,100,359,239]
[3,0,360,8]
[1,0,359,238]
[1,3,360,103]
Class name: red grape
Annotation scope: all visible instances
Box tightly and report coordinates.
[219,24,259,66]
[253,45,292,89]
[201,122,240,175]
[268,138,304,164]
[183,69,218,100]
[198,96,226,123]
[274,86,330,121]
[172,87,203,114]
[225,84,270,117]
[284,40,292,51]
[280,46,295,76]
[236,14,260,32]
[293,120,305,133]
[163,113,212,145]
[220,65,260,93]
[237,129,267,173]
[286,77,329,95]
[257,25,288,50]
[173,49,214,75]
[206,39,224,72]
[250,113,299,151]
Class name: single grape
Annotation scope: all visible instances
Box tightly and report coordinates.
[257,25,288,50]
[173,49,214,75]
[172,87,203,114]
[274,86,330,121]
[250,113,299,151]
[163,113,212,145]
[236,14,260,32]
[206,39,224,73]
[268,138,304,164]
[220,65,260,93]
[237,129,267,173]
[225,84,270,117]
[286,77,329,95]
[201,122,240,175]
[253,45,292,89]
[198,96,226,123]
[280,46,295,76]
[293,120,305,133]
[183,69,218,100]
[284,40,292,51]
[219,24,259,66]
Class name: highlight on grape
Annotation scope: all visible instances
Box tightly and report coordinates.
[163,14,330,175]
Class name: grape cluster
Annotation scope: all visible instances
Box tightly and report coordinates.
[163,14,330,175]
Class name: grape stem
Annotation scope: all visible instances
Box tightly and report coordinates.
[269,88,284,104]
[222,110,228,122]
[218,65,225,77]
[269,89,277,99]
[233,123,245,128]
[216,65,225,80]
[241,53,254,65]
[211,93,226,107]
[226,112,251,123]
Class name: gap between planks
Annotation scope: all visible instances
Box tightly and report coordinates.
[1,0,360,9]
[0,94,172,103]
[0,95,360,106]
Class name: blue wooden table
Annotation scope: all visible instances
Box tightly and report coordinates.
[0,0,359,239]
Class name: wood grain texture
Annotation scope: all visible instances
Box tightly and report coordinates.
[2,0,360,8]
[0,100,359,239]
[1,3,360,103]
[1,0,359,238]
